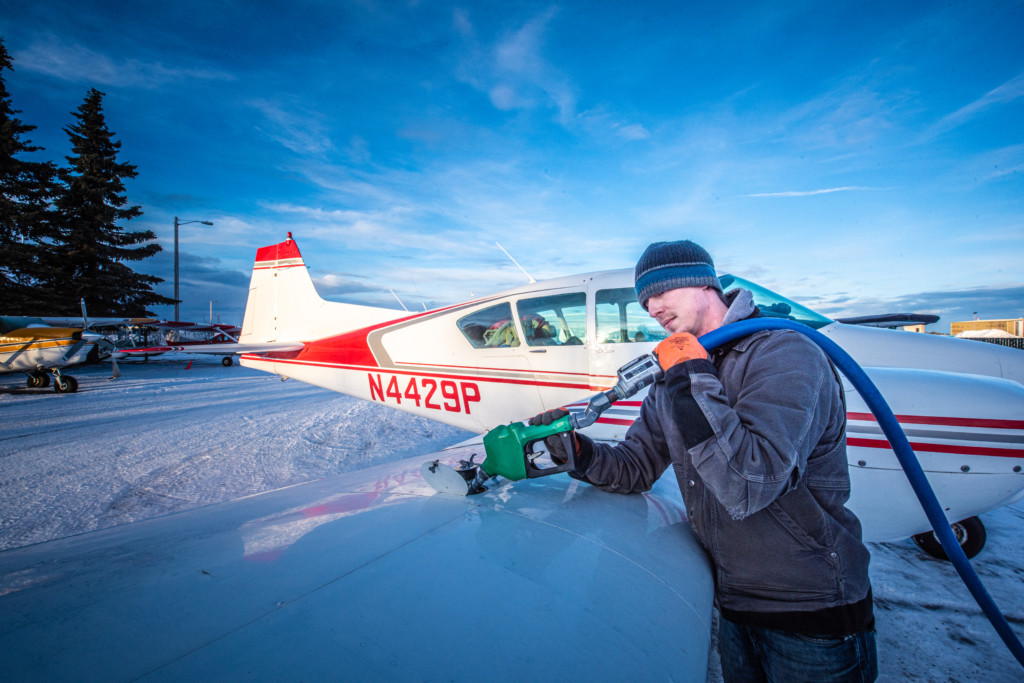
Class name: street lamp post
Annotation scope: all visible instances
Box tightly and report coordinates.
[173,216,214,321]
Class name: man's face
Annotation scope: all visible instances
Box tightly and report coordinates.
[646,286,713,335]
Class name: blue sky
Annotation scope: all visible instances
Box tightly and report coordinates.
[3,1,1023,331]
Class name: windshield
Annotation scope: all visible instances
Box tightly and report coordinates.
[719,275,833,330]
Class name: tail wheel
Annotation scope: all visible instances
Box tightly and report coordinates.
[222,356,233,367]
[912,516,986,560]
[54,375,79,394]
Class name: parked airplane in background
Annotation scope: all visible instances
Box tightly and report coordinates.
[0,315,108,392]
[111,321,247,365]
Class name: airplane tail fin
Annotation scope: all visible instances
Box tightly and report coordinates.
[240,234,401,344]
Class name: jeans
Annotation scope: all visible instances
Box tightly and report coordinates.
[717,617,878,683]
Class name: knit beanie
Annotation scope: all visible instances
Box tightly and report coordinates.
[634,240,722,309]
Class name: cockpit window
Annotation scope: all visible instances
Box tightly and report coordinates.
[457,303,520,348]
[719,275,833,330]
[516,292,587,346]
[596,288,668,344]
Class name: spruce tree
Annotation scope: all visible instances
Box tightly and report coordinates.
[0,37,59,314]
[49,88,174,316]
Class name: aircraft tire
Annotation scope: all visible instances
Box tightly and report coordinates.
[222,356,233,367]
[54,375,79,394]
[912,516,986,561]
[27,373,50,388]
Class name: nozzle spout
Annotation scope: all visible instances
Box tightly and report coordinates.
[570,390,615,429]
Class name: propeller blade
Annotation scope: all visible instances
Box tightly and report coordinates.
[80,298,91,330]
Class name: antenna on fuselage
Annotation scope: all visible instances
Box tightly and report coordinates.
[496,242,536,284]
[388,289,410,312]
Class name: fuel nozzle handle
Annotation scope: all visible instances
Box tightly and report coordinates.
[570,353,663,429]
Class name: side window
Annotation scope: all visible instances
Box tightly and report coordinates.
[516,292,587,346]
[457,303,520,348]
[596,288,667,344]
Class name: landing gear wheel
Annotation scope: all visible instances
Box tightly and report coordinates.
[27,372,51,388]
[54,375,79,393]
[222,356,233,367]
[912,516,986,560]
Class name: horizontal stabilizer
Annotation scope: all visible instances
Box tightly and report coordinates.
[111,342,303,359]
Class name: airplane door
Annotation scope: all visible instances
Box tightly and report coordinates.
[589,285,664,389]
[512,289,593,409]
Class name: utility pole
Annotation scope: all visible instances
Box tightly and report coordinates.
[173,216,214,321]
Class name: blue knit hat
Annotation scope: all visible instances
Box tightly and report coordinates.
[635,240,722,309]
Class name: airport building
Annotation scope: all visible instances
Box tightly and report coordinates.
[951,318,1024,337]
[950,317,1024,350]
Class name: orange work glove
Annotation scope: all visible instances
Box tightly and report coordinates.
[654,332,708,370]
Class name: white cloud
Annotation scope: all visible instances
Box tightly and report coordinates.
[616,123,650,141]
[924,72,1024,141]
[957,143,1024,187]
[744,186,878,198]
[455,7,577,124]
[576,107,650,141]
[248,100,335,157]
[14,34,233,88]
[489,83,531,110]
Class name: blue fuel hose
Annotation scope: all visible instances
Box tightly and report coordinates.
[697,318,1024,669]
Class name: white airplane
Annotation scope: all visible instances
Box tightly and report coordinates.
[0,315,107,392]
[110,320,247,365]
[2,233,1022,680]
[237,235,1024,549]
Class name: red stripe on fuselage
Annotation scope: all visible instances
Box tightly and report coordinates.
[846,437,1024,459]
[244,356,594,392]
[596,417,636,426]
[396,359,607,380]
[847,412,1024,431]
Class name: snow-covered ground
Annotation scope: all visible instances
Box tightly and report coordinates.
[1,356,1022,681]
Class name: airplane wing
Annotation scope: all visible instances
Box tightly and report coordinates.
[142,321,242,335]
[38,316,157,328]
[835,313,940,328]
[0,443,714,681]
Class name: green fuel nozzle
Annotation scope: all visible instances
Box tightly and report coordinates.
[449,353,664,495]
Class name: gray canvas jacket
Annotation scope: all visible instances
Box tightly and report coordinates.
[573,289,871,615]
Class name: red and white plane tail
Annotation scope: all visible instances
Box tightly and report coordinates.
[239,234,401,344]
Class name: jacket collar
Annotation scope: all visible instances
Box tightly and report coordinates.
[720,288,757,326]
[710,289,767,359]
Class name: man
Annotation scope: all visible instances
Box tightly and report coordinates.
[534,240,877,682]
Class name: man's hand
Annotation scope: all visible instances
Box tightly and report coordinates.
[528,408,576,464]
[528,407,569,426]
[654,332,708,370]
